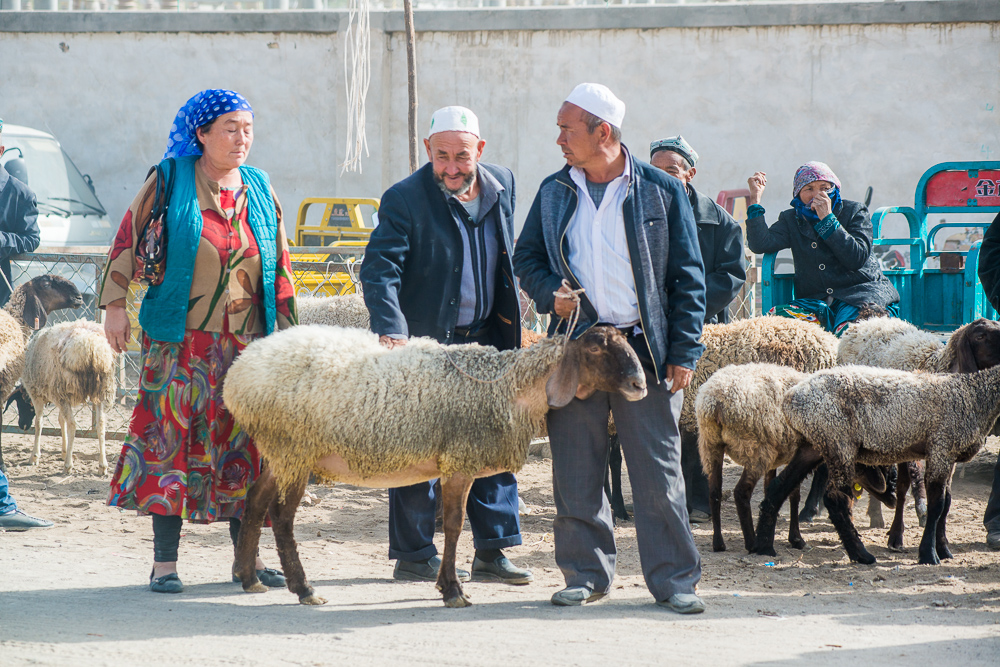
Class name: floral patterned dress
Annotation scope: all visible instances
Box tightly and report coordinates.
[102,172,296,523]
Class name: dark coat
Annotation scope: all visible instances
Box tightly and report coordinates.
[513,153,706,381]
[0,170,41,306]
[745,198,899,308]
[689,186,746,324]
[978,210,1000,312]
[360,162,521,351]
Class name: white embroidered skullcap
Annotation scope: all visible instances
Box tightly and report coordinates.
[428,106,480,138]
[564,83,625,129]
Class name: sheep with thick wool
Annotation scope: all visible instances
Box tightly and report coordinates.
[224,323,646,608]
[22,320,117,475]
[297,293,371,329]
[835,317,1000,544]
[754,363,1000,565]
[0,275,84,471]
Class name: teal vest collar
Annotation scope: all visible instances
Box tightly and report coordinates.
[138,156,278,342]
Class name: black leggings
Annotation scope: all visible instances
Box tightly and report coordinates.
[151,515,242,563]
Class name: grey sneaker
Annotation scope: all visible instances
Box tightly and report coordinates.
[551,586,606,606]
[0,510,53,531]
[393,555,471,582]
[657,593,706,614]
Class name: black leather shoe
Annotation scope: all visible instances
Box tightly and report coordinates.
[150,571,184,594]
[232,566,287,588]
[0,510,53,531]
[987,529,1000,551]
[471,555,533,585]
[393,555,471,582]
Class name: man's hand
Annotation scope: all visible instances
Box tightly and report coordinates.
[747,171,767,206]
[104,305,131,354]
[665,365,693,393]
[553,283,578,319]
[379,335,408,350]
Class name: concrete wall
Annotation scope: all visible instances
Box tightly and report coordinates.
[1,1,998,237]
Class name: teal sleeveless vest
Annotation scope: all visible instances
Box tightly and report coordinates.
[138,155,278,343]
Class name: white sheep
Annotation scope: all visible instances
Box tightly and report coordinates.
[22,320,117,475]
[296,293,370,329]
[0,275,85,472]
[754,363,1000,565]
[223,323,647,608]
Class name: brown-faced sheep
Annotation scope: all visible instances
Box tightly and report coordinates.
[224,324,647,608]
[754,363,1000,565]
[0,275,84,472]
[22,320,117,475]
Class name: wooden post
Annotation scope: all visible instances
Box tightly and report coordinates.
[403,0,418,174]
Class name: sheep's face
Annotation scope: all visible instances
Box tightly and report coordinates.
[32,275,85,312]
[546,325,647,409]
[951,318,1000,373]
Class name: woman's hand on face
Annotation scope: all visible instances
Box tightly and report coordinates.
[104,305,131,354]
[747,172,767,205]
[810,189,833,219]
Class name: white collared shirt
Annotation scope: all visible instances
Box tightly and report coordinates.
[565,148,640,327]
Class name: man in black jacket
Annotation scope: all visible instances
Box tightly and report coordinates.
[650,135,746,524]
[513,84,706,613]
[977,209,1000,550]
[360,106,531,584]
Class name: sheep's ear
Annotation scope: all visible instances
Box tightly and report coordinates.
[546,346,582,409]
[22,294,46,331]
[949,326,978,373]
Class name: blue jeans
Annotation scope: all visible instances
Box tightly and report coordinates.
[388,473,522,561]
[0,467,18,515]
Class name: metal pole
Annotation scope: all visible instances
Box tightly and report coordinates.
[403,0,418,174]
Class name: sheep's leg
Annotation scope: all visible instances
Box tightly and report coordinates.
[708,456,726,552]
[823,483,876,564]
[236,466,279,594]
[919,478,947,565]
[61,404,76,474]
[270,476,322,604]
[29,406,43,466]
[798,463,828,523]
[908,460,928,528]
[935,485,953,561]
[754,446,822,557]
[887,462,912,551]
[788,481,805,550]
[437,473,474,608]
[734,467,763,553]
[867,493,885,529]
[95,403,108,476]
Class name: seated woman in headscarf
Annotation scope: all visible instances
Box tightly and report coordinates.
[745,162,899,336]
[100,89,297,594]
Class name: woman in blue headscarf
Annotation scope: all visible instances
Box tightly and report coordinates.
[99,90,298,593]
[744,162,899,336]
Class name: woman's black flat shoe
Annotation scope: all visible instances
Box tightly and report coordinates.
[149,572,184,594]
[232,566,286,588]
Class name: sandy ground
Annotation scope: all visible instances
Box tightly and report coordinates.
[2,421,1000,667]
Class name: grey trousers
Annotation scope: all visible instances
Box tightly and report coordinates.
[546,371,702,601]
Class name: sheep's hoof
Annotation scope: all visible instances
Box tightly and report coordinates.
[788,537,806,550]
[918,551,940,565]
[887,535,905,552]
[712,540,727,553]
[443,593,472,608]
[851,550,877,565]
[917,508,928,528]
[244,581,269,594]
[755,545,777,558]
[299,594,327,606]
[936,544,953,560]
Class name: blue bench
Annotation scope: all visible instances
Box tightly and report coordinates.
[762,161,1000,331]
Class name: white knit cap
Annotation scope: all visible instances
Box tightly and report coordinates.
[564,83,625,129]
[428,106,480,138]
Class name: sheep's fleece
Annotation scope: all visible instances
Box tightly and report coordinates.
[223,325,565,495]
[23,320,116,406]
[837,317,954,371]
[297,294,370,329]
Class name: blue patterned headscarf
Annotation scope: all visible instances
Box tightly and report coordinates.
[163,89,254,160]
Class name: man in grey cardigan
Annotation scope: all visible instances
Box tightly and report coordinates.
[513,84,707,613]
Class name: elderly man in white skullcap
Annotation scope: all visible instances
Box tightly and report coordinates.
[360,106,532,587]
[513,83,707,613]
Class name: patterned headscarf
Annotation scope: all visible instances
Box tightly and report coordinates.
[163,89,254,160]
[792,161,841,197]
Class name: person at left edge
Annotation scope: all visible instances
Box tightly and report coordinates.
[360,106,532,586]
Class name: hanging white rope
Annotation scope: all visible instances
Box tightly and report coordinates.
[341,0,371,174]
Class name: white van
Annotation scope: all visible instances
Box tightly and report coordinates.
[0,124,114,248]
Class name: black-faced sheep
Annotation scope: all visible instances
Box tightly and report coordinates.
[22,320,117,475]
[754,363,1000,565]
[224,324,647,608]
[834,316,1000,546]
[0,275,84,472]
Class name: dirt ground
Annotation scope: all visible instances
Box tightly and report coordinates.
[2,422,1000,667]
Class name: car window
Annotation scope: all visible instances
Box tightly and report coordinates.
[1,135,106,217]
